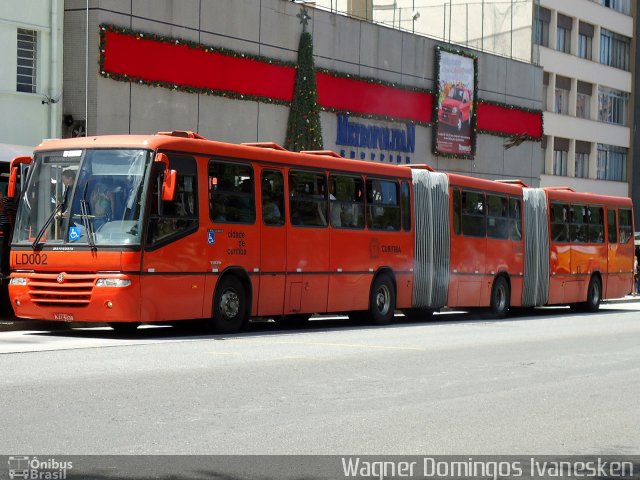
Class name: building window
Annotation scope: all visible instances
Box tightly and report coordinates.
[576,93,591,118]
[553,150,568,176]
[598,86,629,125]
[600,29,630,71]
[597,144,627,181]
[554,76,570,115]
[576,81,592,119]
[534,7,550,47]
[575,153,589,178]
[17,28,37,93]
[578,34,591,59]
[599,0,631,15]
[557,27,570,53]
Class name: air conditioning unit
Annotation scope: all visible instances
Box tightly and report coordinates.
[62,115,86,138]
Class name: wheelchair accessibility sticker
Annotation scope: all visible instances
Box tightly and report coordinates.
[207,229,216,245]
[68,226,81,242]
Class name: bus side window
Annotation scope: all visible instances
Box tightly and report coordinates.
[570,205,588,243]
[329,174,364,229]
[509,197,522,241]
[208,161,255,224]
[550,202,569,242]
[366,178,400,231]
[486,194,508,240]
[147,154,198,246]
[261,170,284,226]
[588,206,604,243]
[401,181,411,231]
[607,209,617,243]
[619,208,632,244]
[461,190,485,237]
[452,189,461,235]
[289,170,327,227]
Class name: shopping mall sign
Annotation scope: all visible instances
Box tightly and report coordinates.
[335,114,415,164]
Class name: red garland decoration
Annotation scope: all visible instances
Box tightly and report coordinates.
[99,24,543,140]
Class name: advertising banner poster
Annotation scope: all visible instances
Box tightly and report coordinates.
[434,47,477,158]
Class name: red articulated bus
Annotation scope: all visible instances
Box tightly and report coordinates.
[6,132,634,333]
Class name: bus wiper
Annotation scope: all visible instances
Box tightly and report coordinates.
[31,202,64,250]
[79,181,96,250]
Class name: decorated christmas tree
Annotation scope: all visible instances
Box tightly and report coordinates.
[285,9,323,152]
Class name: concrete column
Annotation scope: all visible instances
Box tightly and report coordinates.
[591,82,599,121]
[570,16,579,56]
[545,134,555,175]
[569,77,577,117]
[589,142,599,179]
[567,139,576,177]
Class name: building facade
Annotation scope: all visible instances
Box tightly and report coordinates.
[62,0,543,185]
[0,0,64,150]
[534,0,634,197]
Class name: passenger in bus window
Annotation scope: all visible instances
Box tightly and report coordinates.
[329,181,341,227]
[90,179,114,228]
[262,180,282,225]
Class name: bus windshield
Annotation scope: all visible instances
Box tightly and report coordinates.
[13,148,152,247]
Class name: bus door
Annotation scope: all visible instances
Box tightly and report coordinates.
[286,170,330,314]
[606,208,620,297]
[141,154,204,321]
[257,169,287,316]
[607,207,634,297]
[456,190,486,307]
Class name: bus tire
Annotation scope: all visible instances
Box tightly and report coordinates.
[369,274,396,325]
[585,275,601,313]
[212,275,248,333]
[490,276,510,318]
[109,322,140,334]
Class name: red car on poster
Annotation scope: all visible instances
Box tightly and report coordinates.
[438,86,473,130]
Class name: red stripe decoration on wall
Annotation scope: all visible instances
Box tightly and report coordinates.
[102,30,296,102]
[316,72,433,124]
[100,26,543,139]
[476,101,543,139]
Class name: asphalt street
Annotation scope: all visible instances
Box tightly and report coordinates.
[0,304,638,456]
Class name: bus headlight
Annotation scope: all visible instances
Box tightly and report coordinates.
[9,278,27,286]
[96,278,131,287]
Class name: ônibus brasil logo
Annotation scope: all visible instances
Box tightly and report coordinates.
[8,456,73,480]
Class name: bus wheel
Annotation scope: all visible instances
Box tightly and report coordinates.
[490,276,510,318]
[109,322,140,334]
[585,276,601,313]
[212,276,248,333]
[369,274,396,325]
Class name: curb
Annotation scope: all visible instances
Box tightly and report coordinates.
[0,318,105,332]
[602,297,640,305]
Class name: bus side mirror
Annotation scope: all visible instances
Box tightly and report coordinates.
[154,152,177,202]
[8,156,32,199]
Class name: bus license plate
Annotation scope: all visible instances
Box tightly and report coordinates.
[54,313,74,322]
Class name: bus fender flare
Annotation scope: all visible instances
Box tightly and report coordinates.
[212,267,253,321]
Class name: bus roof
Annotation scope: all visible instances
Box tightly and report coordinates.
[543,186,632,207]
[34,132,414,180]
[446,172,525,196]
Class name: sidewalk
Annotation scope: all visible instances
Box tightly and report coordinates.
[602,294,640,304]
